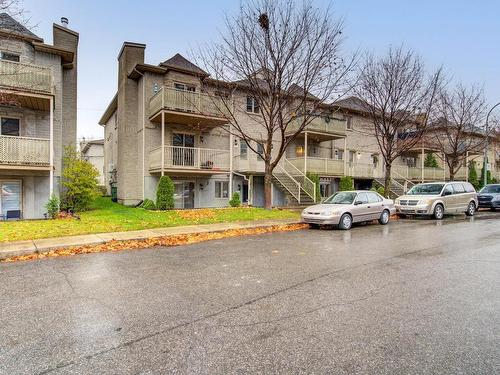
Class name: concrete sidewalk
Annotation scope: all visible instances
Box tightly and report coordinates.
[0,218,301,260]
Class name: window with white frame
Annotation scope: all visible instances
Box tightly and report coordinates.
[215,181,229,198]
[0,118,20,136]
[346,116,353,130]
[256,143,264,158]
[240,140,248,159]
[0,51,20,62]
[246,96,260,113]
[174,83,195,92]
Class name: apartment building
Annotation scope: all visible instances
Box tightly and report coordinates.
[100,43,326,208]
[100,42,499,209]
[80,138,105,186]
[0,14,78,219]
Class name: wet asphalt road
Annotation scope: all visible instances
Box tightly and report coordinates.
[1,213,500,374]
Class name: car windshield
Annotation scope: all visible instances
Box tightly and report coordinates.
[480,185,500,193]
[407,183,445,195]
[323,192,357,204]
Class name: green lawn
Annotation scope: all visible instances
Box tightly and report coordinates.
[0,197,299,243]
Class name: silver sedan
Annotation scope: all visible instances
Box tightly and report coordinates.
[301,190,396,230]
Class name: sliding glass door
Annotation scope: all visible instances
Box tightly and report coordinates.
[0,181,21,219]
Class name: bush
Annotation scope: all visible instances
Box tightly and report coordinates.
[306,172,321,202]
[96,185,107,196]
[370,181,385,196]
[229,192,241,207]
[424,153,439,168]
[468,161,480,190]
[156,176,175,210]
[61,146,99,212]
[339,176,354,191]
[140,199,156,210]
[45,195,60,219]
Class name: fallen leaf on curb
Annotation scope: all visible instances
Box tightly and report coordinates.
[1,223,308,263]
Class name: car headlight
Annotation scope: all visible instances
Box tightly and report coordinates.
[418,199,431,205]
[322,210,337,216]
[492,196,500,201]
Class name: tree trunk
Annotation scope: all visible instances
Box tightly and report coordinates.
[449,169,455,181]
[384,163,392,198]
[264,162,273,209]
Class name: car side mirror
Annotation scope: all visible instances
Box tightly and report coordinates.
[354,201,363,206]
[442,190,452,196]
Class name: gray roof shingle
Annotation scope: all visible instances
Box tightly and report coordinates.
[160,53,208,76]
[0,13,42,41]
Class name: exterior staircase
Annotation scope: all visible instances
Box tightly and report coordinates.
[375,171,415,199]
[272,159,316,206]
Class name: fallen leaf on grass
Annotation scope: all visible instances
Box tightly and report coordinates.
[1,223,308,263]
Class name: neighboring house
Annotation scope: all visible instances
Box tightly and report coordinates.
[99,42,499,208]
[80,138,104,186]
[0,15,78,219]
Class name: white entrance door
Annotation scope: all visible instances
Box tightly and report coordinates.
[0,181,21,219]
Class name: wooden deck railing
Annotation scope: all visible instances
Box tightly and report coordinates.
[0,135,50,166]
[0,60,52,94]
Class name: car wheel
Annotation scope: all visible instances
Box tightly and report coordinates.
[378,210,390,225]
[338,213,352,230]
[308,223,320,229]
[465,201,476,217]
[433,204,444,220]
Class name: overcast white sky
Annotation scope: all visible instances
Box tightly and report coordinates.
[22,0,500,140]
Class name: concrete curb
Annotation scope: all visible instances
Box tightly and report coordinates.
[0,219,302,260]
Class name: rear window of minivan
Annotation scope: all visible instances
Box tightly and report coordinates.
[452,183,465,194]
[463,183,475,193]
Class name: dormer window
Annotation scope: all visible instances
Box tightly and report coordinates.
[174,83,195,92]
[0,51,20,62]
[246,96,259,114]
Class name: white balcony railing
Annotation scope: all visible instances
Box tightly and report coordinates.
[149,87,229,119]
[285,115,346,137]
[0,135,50,166]
[150,146,230,171]
[287,157,345,175]
[0,60,52,94]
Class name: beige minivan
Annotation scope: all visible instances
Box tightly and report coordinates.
[395,182,478,220]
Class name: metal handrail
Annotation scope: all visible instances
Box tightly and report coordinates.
[273,164,301,204]
[283,159,316,202]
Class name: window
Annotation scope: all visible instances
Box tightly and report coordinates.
[0,51,20,62]
[215,181,229,198]
[349,150,356,163]
[0,181,21,219]
[240,140,248,159]
[1,118,20,136]
[246,96,259,114]
[452,183,465,194]
[257,143,264,158]
[174,83,195,92]
[334,149,344,160]
[356,192,369,204]
[442,185,453,196]
[367,192,382,203]
[463,183,476,193]
[346,116,353,130]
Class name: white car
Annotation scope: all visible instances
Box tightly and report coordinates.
[301,190,396,230]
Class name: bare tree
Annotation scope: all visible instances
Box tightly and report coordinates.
[431,84,488,180]
[355,46,442,196]
[197,0,355,208]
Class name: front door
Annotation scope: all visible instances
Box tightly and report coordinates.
[0,181,21,220]
[173,181,195,209]
[172,133,195,167]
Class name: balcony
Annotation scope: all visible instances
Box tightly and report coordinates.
[0,136,50,169]
[286,157,345,176]
[149,87,230,127]
[285,115,346,140]
[0,60,52,94]
[392,165,477,181]
[149,146,230,174]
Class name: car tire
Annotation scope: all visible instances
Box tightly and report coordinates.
[338,213,352,230]
[465,201,476,217]
[308,223,320,229]
[433,204,444,220]
[378,210,390,225]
